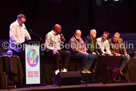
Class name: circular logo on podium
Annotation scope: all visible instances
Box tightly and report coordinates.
[27,49,39,67]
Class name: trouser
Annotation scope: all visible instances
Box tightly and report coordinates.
[119,55,130,71]
[71,53,95,70]
[46,50,70,70]
[12,49,25,85]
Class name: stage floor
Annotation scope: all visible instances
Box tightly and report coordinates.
[1,82,136,91]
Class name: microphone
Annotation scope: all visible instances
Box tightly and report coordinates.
[60,34,63,37]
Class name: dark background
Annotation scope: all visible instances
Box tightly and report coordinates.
[0,0,136,43]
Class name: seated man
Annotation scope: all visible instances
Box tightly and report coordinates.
[85,29,101,55]
[108,32,130,76]
[45,24,70,75]
[69,29,95,74]
[97,31,113,56]
[85,29,101,72]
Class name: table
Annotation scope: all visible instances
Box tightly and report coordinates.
[0,55,24,86]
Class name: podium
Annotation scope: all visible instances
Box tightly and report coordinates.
[23,40,41,85]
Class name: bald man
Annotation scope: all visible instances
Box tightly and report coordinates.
[69,29,95,74]
[45,24,70,75]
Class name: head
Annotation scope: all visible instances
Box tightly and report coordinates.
[90,29,97,39]
[17,14,26,25]
[112,32,120,43]
[53,24,62,34]
[102,31,109,41]
[74,29,82,40]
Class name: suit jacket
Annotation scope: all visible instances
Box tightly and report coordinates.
[108,38,127,55]
[85,35,102,55]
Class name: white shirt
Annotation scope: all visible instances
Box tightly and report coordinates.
[97,37,111,54]
[45,30,61,50]
[9,20,31,52]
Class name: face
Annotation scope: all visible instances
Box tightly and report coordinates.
[54,24,62,34]
[56,26,62,34]
[18,17,26,25]
[102,33,108,41]
[90,30,97,39]
[113,34,119,43]
[75,30,81,39]
[20,17,26,23]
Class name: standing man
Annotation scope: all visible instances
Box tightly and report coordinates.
[9,14,31,54]
[45,24,70,75]
[9,14,31,85]
[69,29,95,74]
[97,31,113,56]
[108,32,130,76]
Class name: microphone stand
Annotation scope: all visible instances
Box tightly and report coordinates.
[29,28,43,42]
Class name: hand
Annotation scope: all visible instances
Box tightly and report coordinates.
[105,52,113,56]
[53,49,58,55]
[61,34,65,42]
[115,54,121,56]
[92,52,96,55]
[125,53,129,56]
[101,53,105,56]
[83,52,89,56]
[109,53,113,56]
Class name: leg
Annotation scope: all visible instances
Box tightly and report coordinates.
[12,49,25,85]
[119,55,130,76]
[86,54,95,70]
[119,55,130,71]
[71,53,89,70]
[59,50,70,70]
[46,50,61,70]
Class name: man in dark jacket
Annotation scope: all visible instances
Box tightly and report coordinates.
[85,29,101,55]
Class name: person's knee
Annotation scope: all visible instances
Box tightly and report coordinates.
[66,51,71,57]
[126,55,130,62]
[88,54,95,60]
[122,55,129,63]
[81,54,88,59]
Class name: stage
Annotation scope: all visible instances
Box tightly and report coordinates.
[0,82,136,91]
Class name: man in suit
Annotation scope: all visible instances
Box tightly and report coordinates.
[108,32,130,76]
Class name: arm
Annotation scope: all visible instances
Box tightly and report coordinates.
[106,40,112,54]
[105,40,113,56]
[10,25,20,44]
[119,38,127,55]
[45,34,55,50]
[96,38,105,54]
[25,29,31,40]
[85,36,92,53]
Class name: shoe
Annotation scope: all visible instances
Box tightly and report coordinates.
[119,70,125,76]
[81,69,87,74]
[85,69,91,74]
[55,69,60,75]
[61,68,67,72]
